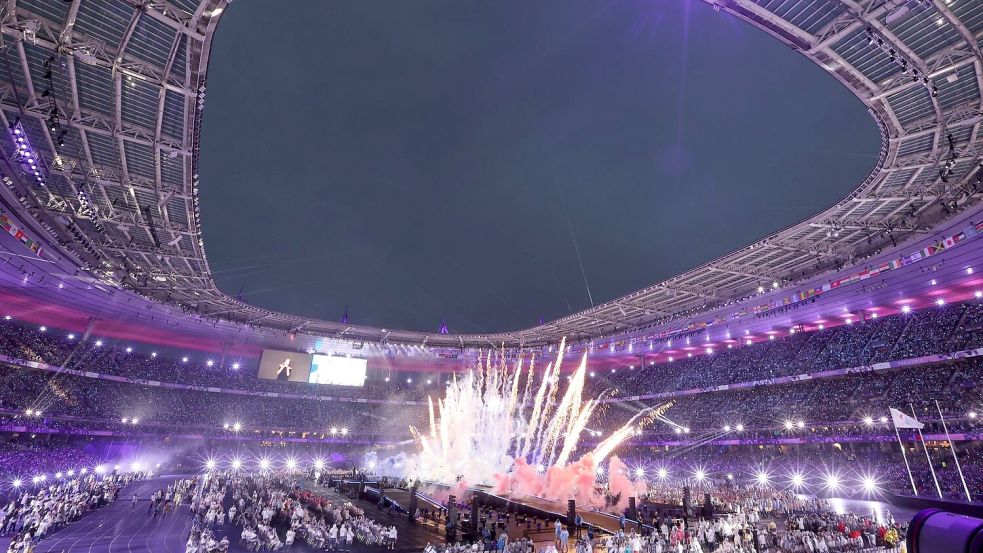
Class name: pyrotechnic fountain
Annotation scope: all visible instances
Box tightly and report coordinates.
[376,339,671,506]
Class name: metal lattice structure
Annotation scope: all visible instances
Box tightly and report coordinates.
[0,0,981,348]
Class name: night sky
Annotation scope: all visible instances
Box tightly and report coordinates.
[198,0,880,334]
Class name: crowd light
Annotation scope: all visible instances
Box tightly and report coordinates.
[151,352,157,358]
[936,298,946,306]
[67,333,75,340]
[232,363,240,370]
[206,360,214,367]
[95,340,102,347]
[182,357,188,363]
[901,305,911,314]
[969,412,978,419]
[12,478,21,488]
[723,425,731,432]
[67,470,74,476]
[223,423,229,430]
[125,347,132,353]
[726,473,733,481]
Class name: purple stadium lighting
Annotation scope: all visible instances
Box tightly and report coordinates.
[9,121,49,187]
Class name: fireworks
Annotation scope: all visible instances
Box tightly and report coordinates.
[402,339,669,498]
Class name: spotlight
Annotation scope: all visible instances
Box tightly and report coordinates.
[39,326,46,332]
[259,458,270,470]
[151,352,157,358]
[683,427,690,434]
[233,422,242,432]
[223,423,229,430]
[286,459,297,470]
[784,420,794,430]
[634,467,645,477]
[314,459,325,470]
[657,468,668,480]
[726,473,733,481]
[205,459,216,470]
[125,347,132,353]
[797,421,805,429]
[341,427,349,435]
[12,479,21,487]
[232,363,240,370]
[969,412,978,419]
[791,473,805,488]
[936,298,945,306]
[330,427,338,435]
[861,475,879,493]
[206,360,214,367]
[863,416,873,426]
[825,473,841,491]
[879,416,888,423]
[693,469,706,482]
[735,424,744,432]
[723,425,731,432]
[182,357,188,363]
[231,458,242,470]
[756,471,770,485]
[67,333,75,340]
[95,340,103,347]
[901,305,911,314]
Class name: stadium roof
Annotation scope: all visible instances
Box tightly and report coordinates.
[0,0,981,348]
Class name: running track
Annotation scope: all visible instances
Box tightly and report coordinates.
[30,476,192,553]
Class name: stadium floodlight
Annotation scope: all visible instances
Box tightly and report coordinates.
[784,420,794,430]
[634,467,645,477]
[683,427,691,434]
[131,418,139,425]
[67,470,74,476]
[232,363,240,370]
[824,473,841,491]
[797,421,805,429]
[735,424,744,432]
[658,468,668,480]
[969,412,978,419]
[286,459,297,470]
[314,459,325,470]
[31,476,40,484]
[231,459,242,470]
[871,312,879,319]
[125,347,132,353]
[723,425,731,432]
[68,333,75,340]
[330,427,338,435]
[406,378,412,384]
[341,427,349,435]
[12,478,21,488]
[726,473,733,481]
[151,352,157,358]
[879,416,888,423]
[936,298,945,306]
[95,340,102,347]
[25,409,33,416]
[233,422,242,432]
[976,290,983,299]
[205,459,217,471]
[39,326,46,332]
[80,468,88,474]
[223,423,229,430]
[206,360,214,367]
[863,416,874,426]
[901,305,911,314]
[693,469,706,482]
[259,458,270,470]
[674,427,681,434]
[756,471,770,486]
[55,472,62,479]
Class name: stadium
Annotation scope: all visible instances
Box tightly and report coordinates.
[0,0,982,552]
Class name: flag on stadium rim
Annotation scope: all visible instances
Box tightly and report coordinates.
[890,408,924,429]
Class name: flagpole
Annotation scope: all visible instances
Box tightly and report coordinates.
[912,403,943,499]
[894,423,918,496]
[935,400,972,502]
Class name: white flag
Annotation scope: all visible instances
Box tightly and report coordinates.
[890,408,924,429]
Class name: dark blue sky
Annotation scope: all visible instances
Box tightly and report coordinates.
[198,0,880,334]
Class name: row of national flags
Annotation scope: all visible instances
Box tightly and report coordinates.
[0,212,45,258]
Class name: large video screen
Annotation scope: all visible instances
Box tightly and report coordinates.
[309,355,367,387]
[257,350,312,383]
